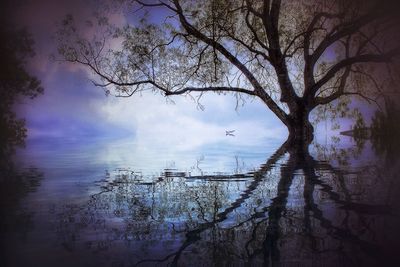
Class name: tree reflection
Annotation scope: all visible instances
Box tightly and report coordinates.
[0,143,43,265]
[53,138,400,267]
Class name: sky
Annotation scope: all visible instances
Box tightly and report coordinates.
[9,0,290,151]
[10,0,373,152]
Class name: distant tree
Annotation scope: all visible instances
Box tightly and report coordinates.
[56,0,400,145]
[370,97,400,154]
[0,2,43,160]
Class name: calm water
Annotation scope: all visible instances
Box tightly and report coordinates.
[1,135,400,266]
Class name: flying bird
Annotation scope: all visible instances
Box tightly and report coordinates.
[226,130,235,136]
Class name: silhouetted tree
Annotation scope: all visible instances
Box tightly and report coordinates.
[56,0,400,144]
[370,97,400,155]
[0,1,43,162]
[0,5,44,255]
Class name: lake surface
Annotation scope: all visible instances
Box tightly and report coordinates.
[1,134,400,266]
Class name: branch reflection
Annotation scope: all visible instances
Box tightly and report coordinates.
[54,138,400,267]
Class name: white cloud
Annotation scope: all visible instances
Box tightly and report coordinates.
[99,92,287,151]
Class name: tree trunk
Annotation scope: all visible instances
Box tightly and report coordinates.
[287,105,314,150]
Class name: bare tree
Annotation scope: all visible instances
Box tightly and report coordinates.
[56,0,400,144]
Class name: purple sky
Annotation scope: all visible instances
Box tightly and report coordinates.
[10,0,375,148]
[10,0,287,147]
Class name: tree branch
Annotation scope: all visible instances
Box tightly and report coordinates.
[309,11,378,69]
[134,0,177,12]
[315,90,378,106]
[244,0,263,18]
[172,0,289,124]
[164,86,256,96]
[303,12,344,89]
[311,49,400,96]
[244,3,270,52]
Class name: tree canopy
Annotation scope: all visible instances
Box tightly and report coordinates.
[0,2,43,160]
[56,0,400,143]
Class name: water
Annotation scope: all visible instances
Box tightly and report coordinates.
[1,135,400,266]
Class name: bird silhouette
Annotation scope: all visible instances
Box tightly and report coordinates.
[226,130,235,136]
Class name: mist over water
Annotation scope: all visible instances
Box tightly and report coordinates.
[2,133,400,267]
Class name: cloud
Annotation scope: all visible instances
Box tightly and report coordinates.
[99,92,287,150]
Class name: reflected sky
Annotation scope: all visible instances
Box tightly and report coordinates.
[4,134,400,267]
[11,133,287,214]
[17,135,286,174]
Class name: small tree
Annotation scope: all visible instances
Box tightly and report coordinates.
[56,0,400,145]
